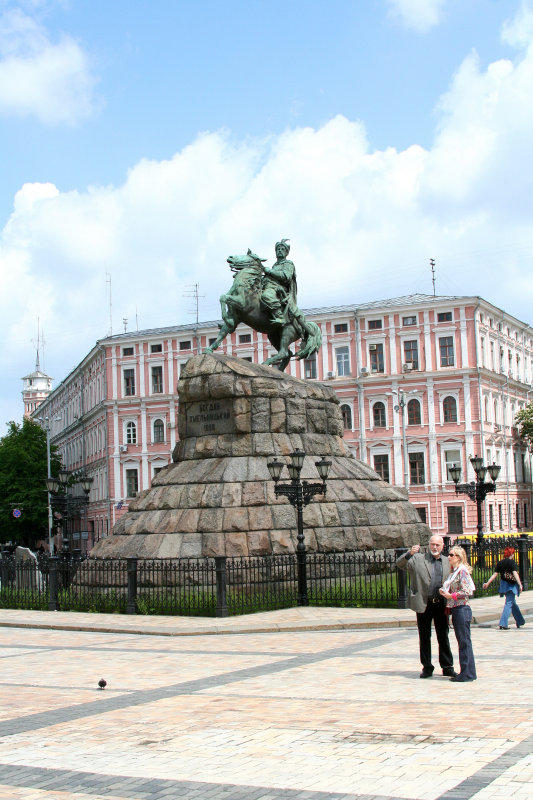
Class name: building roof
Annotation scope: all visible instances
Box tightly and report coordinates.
[99,293,473,343]
[21,369,53,381]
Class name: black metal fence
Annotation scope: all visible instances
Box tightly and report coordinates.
[0,535,531,617]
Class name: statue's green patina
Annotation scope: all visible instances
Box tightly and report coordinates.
[204,240,322,370]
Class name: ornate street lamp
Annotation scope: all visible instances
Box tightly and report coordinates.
[46,470,94,553]
[267,449,331,606]
[449,456,501,546]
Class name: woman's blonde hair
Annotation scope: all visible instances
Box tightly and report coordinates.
[449,546,472,573]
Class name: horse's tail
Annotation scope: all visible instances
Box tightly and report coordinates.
[294,316,322,360]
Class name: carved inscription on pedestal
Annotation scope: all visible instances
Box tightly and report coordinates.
[185,399,233,436]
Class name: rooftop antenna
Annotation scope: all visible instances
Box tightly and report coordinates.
[123,318,128,333]
[430,258,436,297]
[31,319,46,372]
[106,273,113,335]
[135,307,139,331]
[183,283,204,324]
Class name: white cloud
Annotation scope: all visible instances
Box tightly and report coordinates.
[0,8,97,124]
[3,3,533,425]
[386,0,447,32]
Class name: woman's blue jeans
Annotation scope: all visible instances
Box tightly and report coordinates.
[451,605,477,681]
[499,591,525,628]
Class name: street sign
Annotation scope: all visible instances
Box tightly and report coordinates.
[12,508,22,518]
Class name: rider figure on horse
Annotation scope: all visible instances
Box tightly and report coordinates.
[261,239,297,327]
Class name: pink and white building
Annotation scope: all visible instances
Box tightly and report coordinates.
[29,293,533,551]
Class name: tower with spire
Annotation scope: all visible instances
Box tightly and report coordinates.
[21,324,53,417]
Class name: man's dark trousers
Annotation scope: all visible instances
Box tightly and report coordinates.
[416,598,454,673]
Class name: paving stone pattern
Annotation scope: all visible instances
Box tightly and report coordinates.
[0,617,531,799]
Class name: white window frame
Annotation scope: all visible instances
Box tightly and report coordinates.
[152,417,165,444]
[335,345,351,377]
[439,392,460,425]
[340,402,354,431]
[150,363,164,395]
[442,445,462,482]
[124,419,137,445]
[370,399,387,430]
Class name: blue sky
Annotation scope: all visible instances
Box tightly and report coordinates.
[1,0,533,426]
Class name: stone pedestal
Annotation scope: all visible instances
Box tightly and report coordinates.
[91,353,429,558]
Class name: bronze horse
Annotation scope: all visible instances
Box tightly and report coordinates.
[204,250,321,370]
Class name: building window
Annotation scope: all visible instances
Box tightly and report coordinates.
[150,343,162,353]
[416,507,427,523]
[334,322,348,334]
[153,466,165,476]
[124,368,135,396]
[444,449,461,481]
[179,340,192,351]
[443,396,458,423]
[439,336,455,366]
[409,452,425,485]
[403,340,418,368]
[407,398,421,425]
[242,356,253,362]
[153,419,165,443]
[151,366,163,393]
[438,311,453,322]
[373,454,389,482]
[369,343,384,373]
[208,337,217,346]
[489,505,494,530]
[126,421,137,445]
[304,357,317,379]
[480,337,486,367]
[516,503,520,528]
[122,347,134,356]
[373,401,386,427]
[126,468,138,498]
[498,504,503,530]
[447,506,463,534]
[402,315,416,326]
[336,346,350,376]
[368,319,382,330]
[341,404,352,429]
[239,333,252,344]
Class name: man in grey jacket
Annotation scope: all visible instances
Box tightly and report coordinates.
[397,535,456,678]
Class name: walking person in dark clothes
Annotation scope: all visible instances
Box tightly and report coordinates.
[482,546,525,630]
[396,535,456,679]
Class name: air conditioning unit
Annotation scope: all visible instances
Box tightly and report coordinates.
[327,371,335,379]
[403,362,413,371]
[369,344,377,351]
[119,444,128,453]
[359,367,369,376]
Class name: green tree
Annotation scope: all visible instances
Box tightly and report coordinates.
[516,404,533,450]
[0,418,61,547]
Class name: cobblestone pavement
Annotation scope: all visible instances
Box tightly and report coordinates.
[0,607,531,800]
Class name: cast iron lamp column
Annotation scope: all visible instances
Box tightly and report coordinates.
[449,456,501,546]
[45,470,93,553]
[267,449,331,606]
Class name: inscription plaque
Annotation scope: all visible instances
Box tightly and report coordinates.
[185,399,233,436]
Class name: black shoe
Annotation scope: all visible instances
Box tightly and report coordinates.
[498,626,509,630]
[420,670,433,679]
[443,669,457,678]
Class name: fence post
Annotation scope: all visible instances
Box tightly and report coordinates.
[215,556,228,617]
[126,557,138,615]
[518,534,529,592]
[395,548,409,609]
[48,556,59,611]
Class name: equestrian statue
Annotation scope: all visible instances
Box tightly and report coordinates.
[204,240,322,371]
